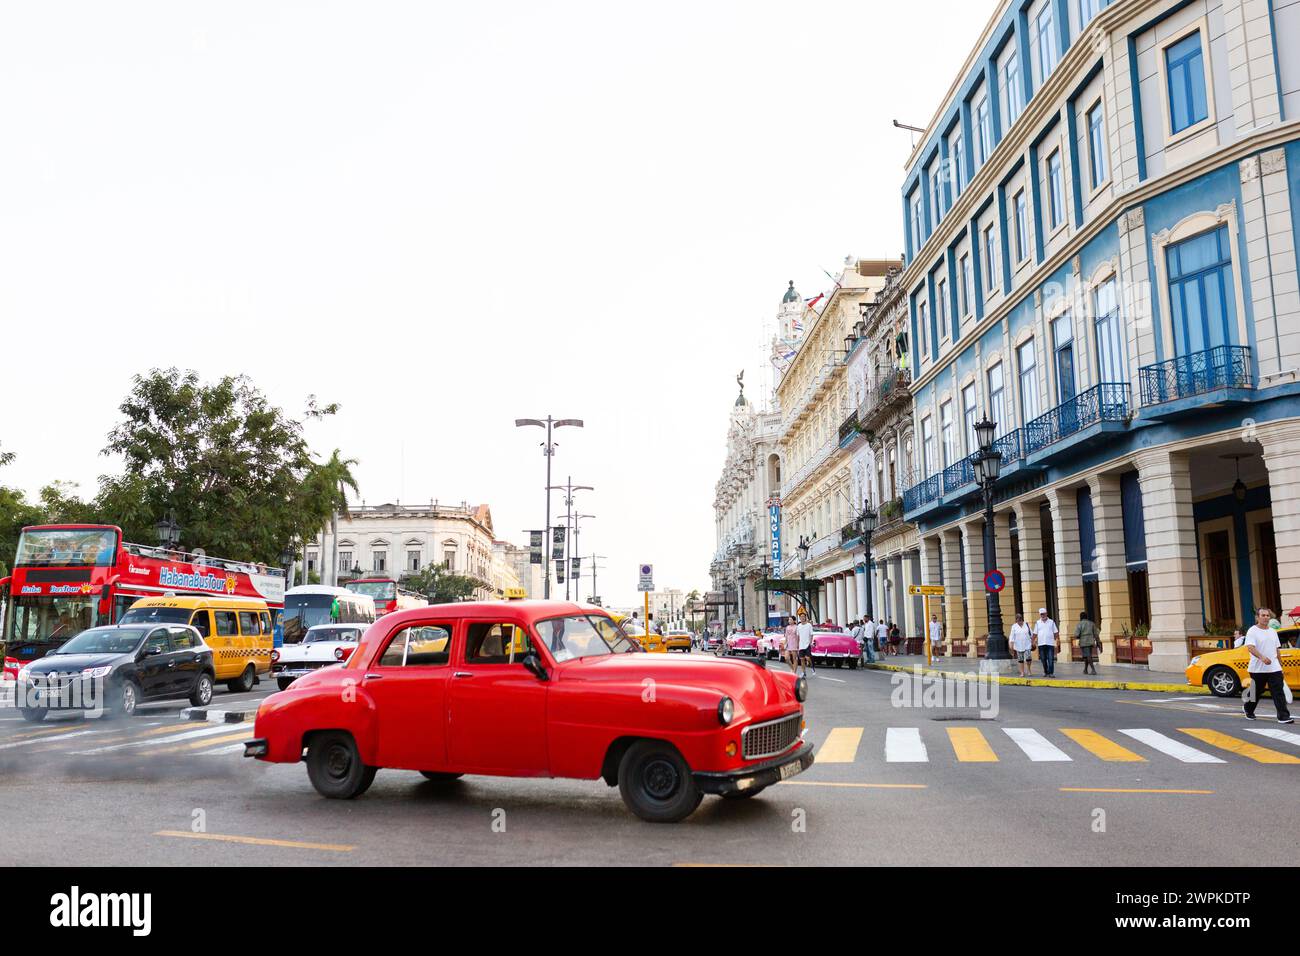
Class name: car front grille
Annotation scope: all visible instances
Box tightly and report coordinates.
[741,712,802,760]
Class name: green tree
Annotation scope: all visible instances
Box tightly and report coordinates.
[0,448,45,577]
[402,564,489,604]
[96,368,354,564]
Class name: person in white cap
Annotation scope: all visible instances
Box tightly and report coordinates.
[1034,607,1058,677]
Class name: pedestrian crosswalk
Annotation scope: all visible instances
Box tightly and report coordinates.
[810,724,1300,766]
[0,718,253,758]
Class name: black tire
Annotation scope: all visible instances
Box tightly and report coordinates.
[419,771,463,783]
[277,677,295,691]
[227,664,256,694]
[19,706,47,723]
[617,740,702,823]
[720,786,767,800]
[189,672,214,707]
[112,678,141,719]
[848,660,859,670]
[306,732,377,799]
[1205,666,1241,697]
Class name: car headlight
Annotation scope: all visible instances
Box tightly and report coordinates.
[717,696,734,725]
[16,666,30,682]
[81,666,112,679]
[1190,656,1200,666]
[795,676,808,702]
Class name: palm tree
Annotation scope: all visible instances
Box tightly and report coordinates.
[317,450,359,586]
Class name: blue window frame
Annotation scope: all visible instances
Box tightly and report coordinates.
[983,225,998,291]
[1035,3,1058,82]
[1013,189,1029,262]
[1004,52,1023,126]
[930,167,944,228]
[1047,150,1065,230]
[1167,225,1235,354]
[1087,102,1107,189]
[950,134,965,195]
[1094,278,1125,383]
[1166,31,1209,135]
[1080,0,1104,26]
[975,96,992,165]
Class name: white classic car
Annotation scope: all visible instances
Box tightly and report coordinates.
[271,624,366,690]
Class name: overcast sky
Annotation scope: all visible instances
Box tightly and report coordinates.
[0,0,993,607]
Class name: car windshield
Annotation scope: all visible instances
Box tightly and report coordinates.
[15,528,117,567]
[538,614,637,661]
[119,606,191,625]
[53,627,149,655]
[306,627,362,643]
[346,581,396,601]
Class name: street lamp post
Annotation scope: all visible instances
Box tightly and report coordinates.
[797,535,815,621]
[857,499,878,621]
[154,512,182,551]
[516,417,583,599]
[546,477,594,601]
[972,415,1010,660]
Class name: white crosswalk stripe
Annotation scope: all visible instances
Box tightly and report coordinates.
[1003,727,1072,761]
[1245,727,1300,747]
[1117,728,1225,763]
[197,743,248,756]
[885,727,928,762]
[73,722,250,755]
[0,728,107,750]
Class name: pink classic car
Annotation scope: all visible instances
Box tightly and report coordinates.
[811,627,862,669]
[757,628,787,659]
[725,630,761,657]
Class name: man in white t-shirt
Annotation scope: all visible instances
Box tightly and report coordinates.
[1009,612,1034,678]
[796,614,816,677]
[1034,608,1058,677]
[928,614,943,657]
[876,619,889,656]
[1244,606,1293,723]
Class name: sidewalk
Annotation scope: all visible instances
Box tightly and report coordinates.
[864,653,1203,693]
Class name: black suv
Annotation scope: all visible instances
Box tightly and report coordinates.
[18,624,215,721]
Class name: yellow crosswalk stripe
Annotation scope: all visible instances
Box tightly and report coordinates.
[1060,728,1146,762]
[818,727,864,763]
[947,726,998,762]
[1178,728,1300,764]
[150,731,251,756]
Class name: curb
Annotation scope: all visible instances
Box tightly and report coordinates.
[863,662,1208,694]
[180,707,255,723]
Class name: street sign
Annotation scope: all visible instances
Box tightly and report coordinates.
[908,584,945,596]
[984,569,1006,593]
[637,564,654,592]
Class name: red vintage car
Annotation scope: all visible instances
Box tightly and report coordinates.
[725,630,760,657]
[811,627,861,669]
[245,601,813,823]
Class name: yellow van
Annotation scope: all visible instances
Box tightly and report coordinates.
[121,595,273,693]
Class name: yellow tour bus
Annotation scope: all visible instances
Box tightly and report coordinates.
[120,594,273,693]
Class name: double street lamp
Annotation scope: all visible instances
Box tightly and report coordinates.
[856,499,878,621]
[154,513,182,551]
[515,416,583,599]
[971,415,1010,660]
[797,534,816,621]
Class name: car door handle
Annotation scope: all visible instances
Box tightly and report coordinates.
[453,671,473,679]
[363,673,384,681]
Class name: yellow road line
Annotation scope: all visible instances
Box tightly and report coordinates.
[779,780,927,789]
[947,726,998,762]
[1178,728,1300,764]
[1060,787,1215,794]
[1,723,95,741]
[150,731,251,755]
[817,727,864,763]
[154,831,354,852]
[1060,728,1146,762]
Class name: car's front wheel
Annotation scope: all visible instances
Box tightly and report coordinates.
[111,678,141,719]
[189,672,214,707]
[19,706,47,723]
[617,740,702,823]
[306,732,377,799]
[1205,666,1241,697]
[276,677,294,691]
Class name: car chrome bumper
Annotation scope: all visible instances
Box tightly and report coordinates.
[243,738,269,758]
[692,741,815,795]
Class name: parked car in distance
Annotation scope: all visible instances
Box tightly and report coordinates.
[664,629,693,653]
[726,630,760,657]
[246,601,813,822]
[758,628,787,659]
[17,624,214,720]
[271,623,368,690]
[810,627,861,669]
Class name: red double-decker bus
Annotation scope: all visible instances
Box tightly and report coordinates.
[343,577,428,617]
[0,524,286,679]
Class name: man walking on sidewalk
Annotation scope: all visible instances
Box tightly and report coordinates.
[929,613,943,658]
[1244,606,1294,723]
[1010,612,1033,678]
[796,612,815,677]
[1034,608,1058,677]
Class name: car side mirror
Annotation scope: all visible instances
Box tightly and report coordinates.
[142,647,162,658]
[521,652,549,682]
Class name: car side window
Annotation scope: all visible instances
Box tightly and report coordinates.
[214,611,238,637]
[238,611,258,636]
[466,622,533,664]
[143,629,171,655]
[378,629,408,667]
[170,627,196,650]
[259,611,271,635]
[188,611,211,638]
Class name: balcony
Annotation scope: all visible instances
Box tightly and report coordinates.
[941,455,975,496]
[1023,383,1130,460]
[1138,345,1253,415]
[838,409,861,449]
[902,472,942,515]
[857,367,912,434]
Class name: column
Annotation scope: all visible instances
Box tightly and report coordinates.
[854,562,868,623]
[1046,487,1086,661]
[1012,499,1048,627]
[1135,449,1202,672]
[1256,421,1300,613]
[941,527,966,655]
[844,570,859,623]
[1087,473,1131,664]
[890,554,906,636]
[900,551,917,650]
[921,535,945,655]
[835,574,849,626]
[960,521,985,657]
[992,510,1017,638]
[824,578,837,625]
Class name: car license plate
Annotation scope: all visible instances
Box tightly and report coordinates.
[779,760,803,781]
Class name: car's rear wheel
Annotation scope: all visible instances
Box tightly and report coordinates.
[720,786,766,800]
[418,771,463,783]
[276,677,294,691]
[227,664,256,694]
[189,672,214,707]
[306,732,377,799]
[617,740,702,823]
[1205,666,1241,697]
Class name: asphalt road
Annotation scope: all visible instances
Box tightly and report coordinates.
[1,657,1295,866]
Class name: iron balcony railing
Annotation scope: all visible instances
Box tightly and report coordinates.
[992,428,1023,466]
[1138,345,1252,407]
[902,473,942,513]
[1023,382,1129,456]
[838,409,860,445]
[941,455,975,495]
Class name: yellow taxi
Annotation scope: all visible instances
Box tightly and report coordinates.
[120,595,273,693]
[664,629,693,653]
[1186,642,1300,697]
[609,612,665,652]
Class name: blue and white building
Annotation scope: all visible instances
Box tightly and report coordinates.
[899,0,1300,670]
